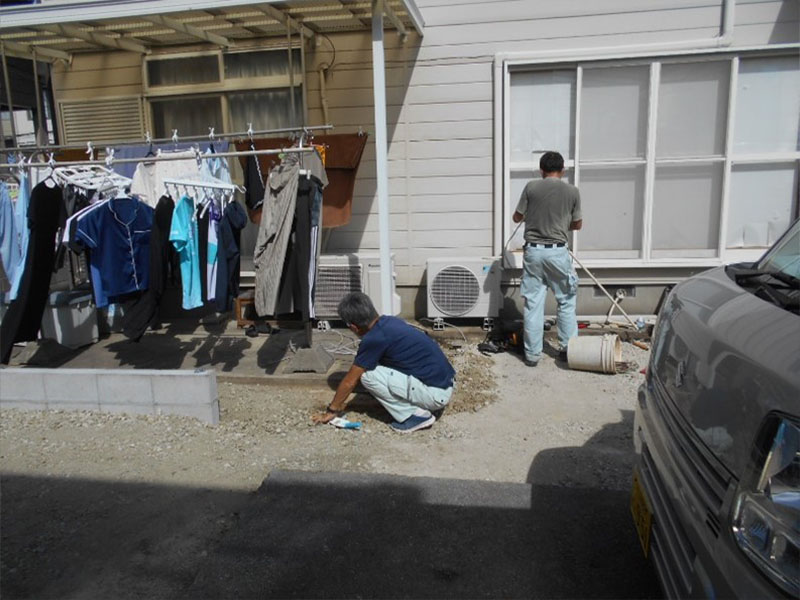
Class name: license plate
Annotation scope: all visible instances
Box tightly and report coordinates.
[630,469,653,557]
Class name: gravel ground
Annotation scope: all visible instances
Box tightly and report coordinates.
[1,333,650,598]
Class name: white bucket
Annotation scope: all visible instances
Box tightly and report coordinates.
[567,334,622,374]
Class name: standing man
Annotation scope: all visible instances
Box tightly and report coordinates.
[312,292,455,433]
[513,151,582,366]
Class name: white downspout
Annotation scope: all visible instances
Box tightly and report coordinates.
[318,65,330,126]
[372,0,393,314]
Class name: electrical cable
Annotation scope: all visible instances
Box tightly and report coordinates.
[503,220,524,298]
[319,329,358,356]
[317,32,336,72]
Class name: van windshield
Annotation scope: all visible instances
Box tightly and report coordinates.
[758,220,800,280]
[727,220,800,315]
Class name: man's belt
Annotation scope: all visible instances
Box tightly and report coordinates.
[524,242,566,249]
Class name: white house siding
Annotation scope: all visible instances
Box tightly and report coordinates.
[309,0,798,287]
[45,0,798,292]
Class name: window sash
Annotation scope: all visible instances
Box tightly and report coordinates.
[503,51,800,268]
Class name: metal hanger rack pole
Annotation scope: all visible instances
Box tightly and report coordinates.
[0,124,334,154]
[0,146,316,170]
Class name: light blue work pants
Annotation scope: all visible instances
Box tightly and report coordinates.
[520,245,578,362]
[360,365,453,423]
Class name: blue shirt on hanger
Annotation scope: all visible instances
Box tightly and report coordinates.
[4,174,31,301]
[76,196,153,305]
[169,195,203,310]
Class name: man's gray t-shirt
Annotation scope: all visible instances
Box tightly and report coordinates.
[516,178,582,244]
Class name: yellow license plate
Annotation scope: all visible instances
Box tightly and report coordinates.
[631,469,653,557]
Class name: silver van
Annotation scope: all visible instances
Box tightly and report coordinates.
[631,219,799,599]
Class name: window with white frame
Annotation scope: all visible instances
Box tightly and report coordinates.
[144,48,304,137]
[503,52,800,267]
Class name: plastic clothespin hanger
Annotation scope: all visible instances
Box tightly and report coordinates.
[105,147,115,169]
[44,152,57,187]
[86,141,94,161]
[172,129,179,149]
[145,131,155,158]
[247,123,255,148]
[193,144,203,169]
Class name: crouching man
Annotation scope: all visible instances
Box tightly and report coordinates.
[312,292,455,433]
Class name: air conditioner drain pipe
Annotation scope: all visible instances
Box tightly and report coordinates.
[567,249,639,330]
[504,221,639,330]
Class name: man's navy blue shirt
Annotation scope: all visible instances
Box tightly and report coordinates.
[354,316,455,389]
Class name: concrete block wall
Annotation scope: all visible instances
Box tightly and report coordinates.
[0,368,219,425]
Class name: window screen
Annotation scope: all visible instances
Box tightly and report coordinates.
[578,166,645,257]
[734,56,800,154]
[727,165,798,248]
[580,66,649,160]
[657,61,729,158]
[652,163,723,256]
[509,70,575,165]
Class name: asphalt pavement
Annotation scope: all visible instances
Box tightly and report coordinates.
[188,470,660,599]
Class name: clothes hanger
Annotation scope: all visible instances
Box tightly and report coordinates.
[144,131,156,158]
[43,153,57,188]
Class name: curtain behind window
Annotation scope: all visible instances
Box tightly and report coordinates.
[151,96,223,138]
[229,88,303,130]
[224,49,301,79]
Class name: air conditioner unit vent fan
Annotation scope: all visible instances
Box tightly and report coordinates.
[314,264,362,317]
[430,265,480,317]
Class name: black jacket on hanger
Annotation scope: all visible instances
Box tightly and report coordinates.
[1,181,66,364]
[122,195,175,341]
[215,201,248,312]
[244,152,266,211]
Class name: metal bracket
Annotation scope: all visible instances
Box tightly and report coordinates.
[483,317,495,332]
[316,320,331,332]
[432,317,445,331]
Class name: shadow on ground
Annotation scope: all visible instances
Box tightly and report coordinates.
[528,410,639,490]
[2,466,658,599]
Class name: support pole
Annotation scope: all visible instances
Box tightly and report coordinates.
[287,22,296,125]
[300,25,308,125]
[372,0,393,314]
[0,42,18,147]
[0,87,5,149]
[32,50,44,142]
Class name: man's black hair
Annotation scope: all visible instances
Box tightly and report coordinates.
[539,151,564,174]
[338,292,379,329]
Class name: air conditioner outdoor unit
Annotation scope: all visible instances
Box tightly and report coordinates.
[314,253,401,319]
[426,257,502,319]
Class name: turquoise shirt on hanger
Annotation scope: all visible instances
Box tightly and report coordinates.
[7,173,30,301]
[169,195,203,310]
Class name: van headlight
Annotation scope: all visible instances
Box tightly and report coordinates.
[732,417,799,597]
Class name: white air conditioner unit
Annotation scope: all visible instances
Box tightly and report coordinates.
[314,253,401,319]
[426,257,502,319]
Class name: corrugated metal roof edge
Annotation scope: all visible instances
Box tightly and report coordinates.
[0,0,424,35]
